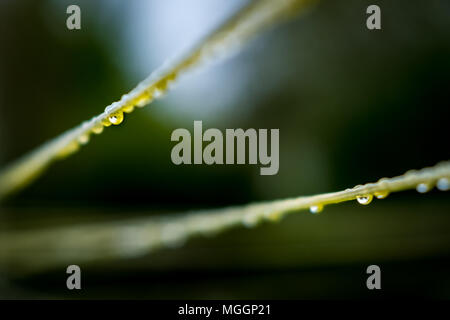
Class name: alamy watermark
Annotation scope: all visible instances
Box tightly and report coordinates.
[366,265,381,290]
[66,5,81,30]
[171,121,279,175]
[366,5,381,30]
[66,264,81,290]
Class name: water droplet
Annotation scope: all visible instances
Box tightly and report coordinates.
[166,73,177,89]
[356,194,373,205]
[78,133,90,145]
[374,190,389,199]
[266,211,282,222]
[109,112,124,125]
[309,204,323,214]
[153,88,164,99]
[91,123,104,134]
[101,118,112,127]
[135,92,153,108]
[437,178,449,191]
[416,183,431,193]
[156,79,169,91]
[122,105,135,113]
[167,73,177,82]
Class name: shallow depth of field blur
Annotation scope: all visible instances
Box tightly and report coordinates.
[1,0,450,299]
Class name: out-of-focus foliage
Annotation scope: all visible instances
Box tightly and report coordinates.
[0,0,449,299]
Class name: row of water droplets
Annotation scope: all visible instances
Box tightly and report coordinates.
[104,163,450,253]
[56,73,177,159]
[306,184,385,215]
[119,174,450,253]
[54,35,233,162]
[415,177,449,193]
[309,176,450,215]
[240,174,450,229]
[53,25,247,162]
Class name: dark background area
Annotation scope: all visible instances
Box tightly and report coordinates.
[0,0,449,299]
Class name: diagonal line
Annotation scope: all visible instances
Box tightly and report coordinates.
[0,0,316,200]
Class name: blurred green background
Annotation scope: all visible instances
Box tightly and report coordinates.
[0,0,450,299]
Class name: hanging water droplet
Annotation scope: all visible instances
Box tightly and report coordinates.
[309,204,323,214]
[91,123,104,134]
[266,211,281,222]
[109,111,124,125]
[166,73,177,89]
[78,133,90,145]
[122,105,135,113]
[101,118,112,127]
[136,98,148,108]
[156,79,169,91]
[153,88,164,99]
[374,190,389,199]
[416,183,431,193]
[437,178,450,191]
[135,92,153,108]
[356,194,373,205]
[167,73,177,82]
